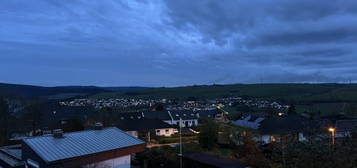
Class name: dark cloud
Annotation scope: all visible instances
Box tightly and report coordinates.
[0,0,356,86]
[247,27,357,47]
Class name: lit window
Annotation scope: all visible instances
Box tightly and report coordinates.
[270,136,276,142]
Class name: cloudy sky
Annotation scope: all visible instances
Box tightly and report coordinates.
[1,0,357,86]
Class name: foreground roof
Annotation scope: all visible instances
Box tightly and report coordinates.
[22,127,145,163]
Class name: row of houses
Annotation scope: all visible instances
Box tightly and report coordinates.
[116,110,220,127]
[233,114,357,144]
[114,110,220,138]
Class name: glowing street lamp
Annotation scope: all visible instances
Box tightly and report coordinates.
[328,127,335,145]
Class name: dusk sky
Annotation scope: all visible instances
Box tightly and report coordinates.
[1,0,357,87]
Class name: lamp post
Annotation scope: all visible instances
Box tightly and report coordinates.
[328,127,335,145]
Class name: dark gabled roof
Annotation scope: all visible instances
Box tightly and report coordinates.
[117,118,174,131]
[197,110,219,118]
[144,111,172,120]
[183,153,246,168]
[117,112,143,120]
[258,115,306,135]
[336,120,357,132]
[22,127,145,163]
[169,110,198,120]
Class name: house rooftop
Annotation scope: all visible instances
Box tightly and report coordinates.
[117,118,174,131]
[144,111,172,120]
[258,115,306,134]
[22,127,145,163]
[335,119,357,131]
[169,110,198,120]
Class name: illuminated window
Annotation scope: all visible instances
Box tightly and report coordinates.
[270,136,276,142]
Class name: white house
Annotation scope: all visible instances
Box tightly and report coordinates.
[257,115,307,144]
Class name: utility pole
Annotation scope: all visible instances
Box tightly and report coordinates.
[179,118,183,168]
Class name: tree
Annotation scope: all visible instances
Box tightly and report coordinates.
[153,103,165,111]
[136,146,179,168]
[94,107,117,126]
[287,104,296,115]
[237,133,272,168]
[24,103,45,136]
[0,98,9,146]
[198,120,218,149]
[62,118,85,132]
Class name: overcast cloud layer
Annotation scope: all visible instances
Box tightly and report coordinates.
[1,0,357,86]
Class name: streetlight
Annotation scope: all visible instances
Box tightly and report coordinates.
[328,127,335,145]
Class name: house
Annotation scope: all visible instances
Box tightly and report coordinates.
[144,111,172,124]
[335,119,357,138]
[182,153,247,168]
[168,110,199,127]
[117,110,219,128]
[0,127,146,168]
[258,115,307,144]
[196,110,219,119]
[232,115,265,129]
[117,112,144,120]
[144,110,199,127]
[116,118,177,139]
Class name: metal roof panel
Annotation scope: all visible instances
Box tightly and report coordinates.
[22,127,144,163]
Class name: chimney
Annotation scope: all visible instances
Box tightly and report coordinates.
[95,122,103,130]
[42,130,52,136]
[53,129,64,138]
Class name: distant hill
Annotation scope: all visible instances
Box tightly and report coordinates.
[0,83,150,100]
[102,87,150,92]
[2,82,357,104]
[91,83,357,103]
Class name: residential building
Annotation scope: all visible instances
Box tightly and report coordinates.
[168,110,199,127]
[117,110,219,128]
[116,118,177,138]
[258,115,307,144]
[335,119,357,138]
[0,127,146,168]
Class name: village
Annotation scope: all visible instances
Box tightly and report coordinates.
[59,96,289,111]
[1,95,357,168]
[1,0,357,167]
